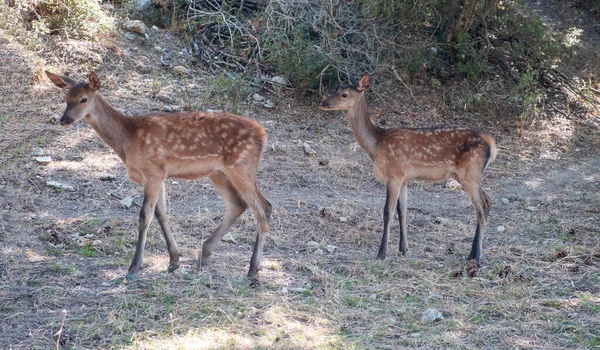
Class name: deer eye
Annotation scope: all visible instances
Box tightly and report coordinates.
[341,93,348,98]
[80,98,88,103]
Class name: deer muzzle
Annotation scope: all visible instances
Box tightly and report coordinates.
[60,114,74,126]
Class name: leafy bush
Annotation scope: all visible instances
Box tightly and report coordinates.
[0,0,49,49]
[262,33,335,90]
[202,72,257,113]
[1,0,113,43]
[40,0,114,38]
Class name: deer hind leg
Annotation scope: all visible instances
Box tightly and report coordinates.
[199,171,248,269]
[480,187,491,220]
[378,179,402,260]
[127,179,163,280]
[396,181,408,256]
[458,177,488,263]
[256,181,272,221]
[224,166,270,278]
[154,182,180,273]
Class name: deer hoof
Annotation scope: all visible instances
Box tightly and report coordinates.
[167,264,180,273]
[125,273,137,281]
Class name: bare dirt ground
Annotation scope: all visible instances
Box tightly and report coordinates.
[1,3,599,349]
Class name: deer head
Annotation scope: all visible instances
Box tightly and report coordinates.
[319,72,371,111]
[46,71,101,127]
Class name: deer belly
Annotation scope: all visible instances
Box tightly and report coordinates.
[408,166,455,182]
[166,159,223,179]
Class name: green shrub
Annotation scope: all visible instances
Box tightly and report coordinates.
[0,0,49,49]
[40,0,114,38]
[263,34,335,90]
[203,72,257,113]
[1,0,113,44]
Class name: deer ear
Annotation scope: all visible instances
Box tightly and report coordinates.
[45,71,76,89]
[357,72,371,91]
[88,71,100,91]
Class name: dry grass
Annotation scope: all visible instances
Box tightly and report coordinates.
[1,13,600,350]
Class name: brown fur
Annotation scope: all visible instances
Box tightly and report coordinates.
[46,71,271,280]
[320,72,497,262]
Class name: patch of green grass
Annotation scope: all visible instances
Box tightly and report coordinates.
[343,296,361,307]
[47,263,78,275]
[45,244,63,257]
[26,278,42,286]
[77,245,101,257]
[80,218,101,236]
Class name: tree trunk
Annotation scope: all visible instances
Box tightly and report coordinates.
[447,0,480,42]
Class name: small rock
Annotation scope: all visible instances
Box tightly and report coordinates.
[99,173,117,181]
[306,241,320,248]
[119,197,133,208]
[339,217,348,223]
[302,142,317,156]
[151,25,159,31]
[421,308,444,323]
[222,233,237,244]
[252,93,265,102]
[263,100,274,108]
[271,76,288,86]
[270,141,287,153]
[501,198,510,204]
[369,294,377,300]
[124,32,138,41]
[289,287,308,293]
[32,149,45,156]
[35,156,52,165]
[123,20,149,37]
[90,54,103,65]
[584,119,599,129]
[497,225,506,233]
[278,287,288,295]
[314,248,324,255]
[162,105,181,113]
[92,239,103,247]
[75,237,91,247]
[387,317,397,324]
[431,292,444,300]
[326,244,337,253]
[46,181,75,191]
[173,66,190,75]
[525,206,539,212]
[304,283,313,290]
[48,115,60,124]
[411,332,422,338]
[434,217,449,226]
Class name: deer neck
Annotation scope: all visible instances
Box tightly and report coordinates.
[347,95,380,159]
[84,96,130,161]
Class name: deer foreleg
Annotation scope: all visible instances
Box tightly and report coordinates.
[397,182,408,255]
[154,182,180,273]
[378,180,401,260]
[126,180,162,280]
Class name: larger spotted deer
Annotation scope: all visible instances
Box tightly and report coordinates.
[46,71,272,280]
[320,72,497,263]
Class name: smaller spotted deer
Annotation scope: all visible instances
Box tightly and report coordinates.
[320,72,497,263]
[46,71,272,280]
